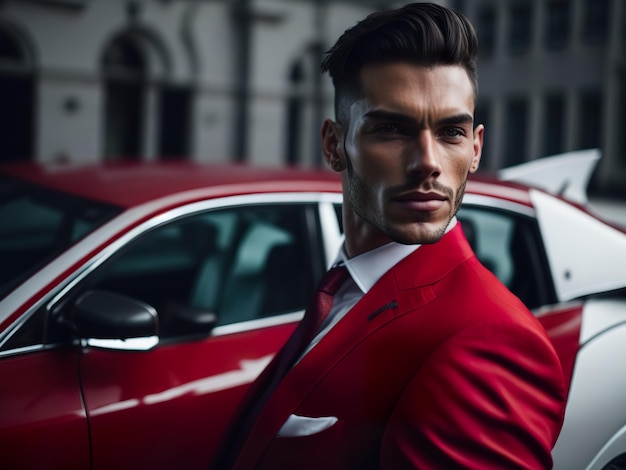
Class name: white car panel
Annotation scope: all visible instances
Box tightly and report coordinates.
[580,298,626,344]
[552,321,626,469]
[531,189,626,302]
[586,424,626,470]
[317,194,344,268]
[499,149,601,205]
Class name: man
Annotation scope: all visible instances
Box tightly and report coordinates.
[215,3,566,469]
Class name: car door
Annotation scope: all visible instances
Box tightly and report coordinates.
[63,199,332,469]
[0,331,91,469]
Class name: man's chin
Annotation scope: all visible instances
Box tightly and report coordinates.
[390,222,449,245]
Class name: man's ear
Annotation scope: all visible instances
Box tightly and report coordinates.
[321,119,346,172]
[470,124,484,174]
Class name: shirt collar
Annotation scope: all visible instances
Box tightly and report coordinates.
[333,217,457,294]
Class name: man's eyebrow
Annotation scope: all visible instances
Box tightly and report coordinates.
[362,110,416,123]
[362,110,474,126]
[437,113,474,126]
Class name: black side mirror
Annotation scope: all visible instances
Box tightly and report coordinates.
[62,290,158,340]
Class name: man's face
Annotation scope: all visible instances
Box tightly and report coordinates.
[322,63,483,257]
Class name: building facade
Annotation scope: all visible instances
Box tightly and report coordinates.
[463,0,625,196]
[0,0,624,194]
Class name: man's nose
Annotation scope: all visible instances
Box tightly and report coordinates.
[406,131,442,177]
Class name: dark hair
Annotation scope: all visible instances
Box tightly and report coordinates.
[321,2,479,122]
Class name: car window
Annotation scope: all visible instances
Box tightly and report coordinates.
[334,203,343,233]
[0,176,121,300]
[72,203,321,338]
[457,206,556,310]
[0,308,47,352]
[0,202,323,353]
[325,201,556,309]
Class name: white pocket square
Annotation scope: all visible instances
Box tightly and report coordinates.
[277,414,339,437]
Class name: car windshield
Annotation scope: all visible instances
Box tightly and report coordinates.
[0,175,122,300]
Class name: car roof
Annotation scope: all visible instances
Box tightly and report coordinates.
[0,161,345,208]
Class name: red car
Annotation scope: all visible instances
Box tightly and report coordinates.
[0,161,343,469]
[1,153,625,469]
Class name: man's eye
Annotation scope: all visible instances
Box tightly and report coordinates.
[441,127,465,138]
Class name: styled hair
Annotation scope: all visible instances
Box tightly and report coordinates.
[321,2,479,123]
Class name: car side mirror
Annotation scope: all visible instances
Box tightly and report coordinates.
[61,290,158,341]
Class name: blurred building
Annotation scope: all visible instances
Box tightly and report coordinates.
[0,0,624,195]
[463,0,626,196]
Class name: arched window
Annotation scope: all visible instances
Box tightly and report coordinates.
[0,27,34,162]
[283,42,324,167]
[101,30,192,161]
[102,33,147,160]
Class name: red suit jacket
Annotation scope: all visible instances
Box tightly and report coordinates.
[216,225,566,469]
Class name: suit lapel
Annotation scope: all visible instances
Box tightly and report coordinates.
[234,225,474,468]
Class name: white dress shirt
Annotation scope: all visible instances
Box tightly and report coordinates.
[300,217,457,358]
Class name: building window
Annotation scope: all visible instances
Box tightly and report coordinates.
[0,30,22,61]
[157,86,192,159]
[102,31,190,160]
[578,90,603,150]
[581,0,610,44]
[543,0,571,50]
[285,61,304,165]
[102,34,147,160]
[505,97,529,165]
[543,93,566,156]
[476,5,497,59]
[508,3,533,56]
[0,28,34,162]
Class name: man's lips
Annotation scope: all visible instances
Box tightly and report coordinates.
[393,191,448,211]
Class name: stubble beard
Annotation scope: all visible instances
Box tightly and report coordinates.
[346,160,468,246]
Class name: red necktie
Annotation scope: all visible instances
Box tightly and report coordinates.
[294,264,350,354]
[260,264,349,395]
[219,265,349,468]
